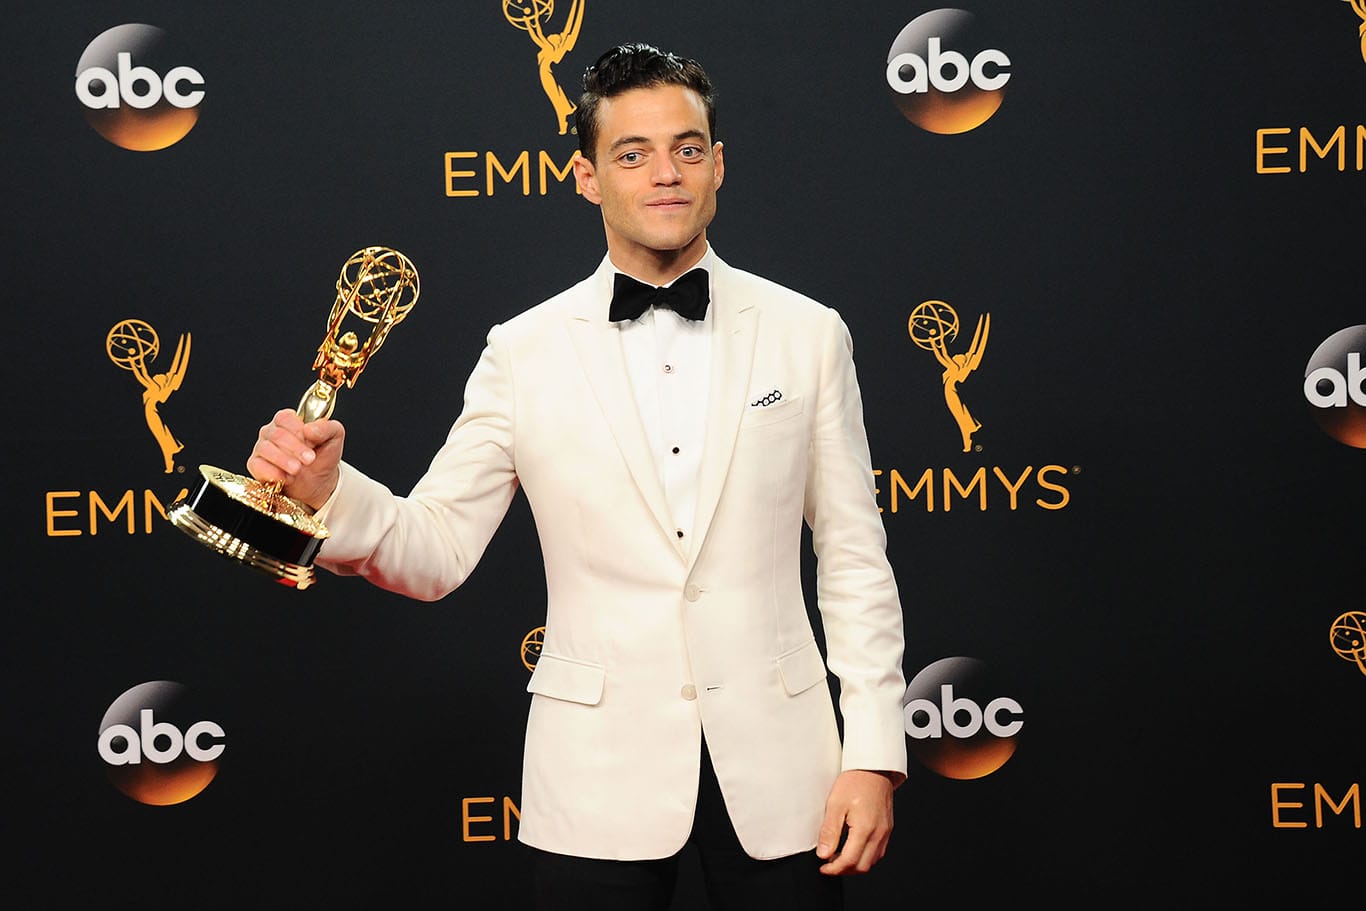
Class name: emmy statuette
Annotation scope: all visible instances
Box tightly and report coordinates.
[168,247,419,589]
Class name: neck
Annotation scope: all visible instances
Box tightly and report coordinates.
[609,238,708,286]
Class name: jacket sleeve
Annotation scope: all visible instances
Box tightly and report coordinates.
[313,324,520,602]
[803,307,908,780]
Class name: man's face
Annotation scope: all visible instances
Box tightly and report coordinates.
[574,84,724,279]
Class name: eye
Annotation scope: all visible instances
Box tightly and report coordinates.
[678,145,705,160]
[618,150,645,166]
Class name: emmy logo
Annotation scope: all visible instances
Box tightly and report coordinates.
[502,0,585,135]
[908,301,990,453]
[107,319,191,474]
[168,247,419,590]
[1330,611,1366,676]
[1343,0,1366,62]
[521,626,545,671]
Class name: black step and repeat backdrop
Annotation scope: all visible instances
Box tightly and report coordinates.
[6,0,1362,905]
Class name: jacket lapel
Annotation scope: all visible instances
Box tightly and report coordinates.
[688,258,757,570]
[567,259,684,560]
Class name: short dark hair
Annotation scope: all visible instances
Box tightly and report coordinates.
[576,43,717,162]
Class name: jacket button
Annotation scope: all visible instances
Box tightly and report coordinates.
[684,584,701,601]
[680,684,698,700]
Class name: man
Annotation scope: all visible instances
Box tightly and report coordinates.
[248,44,907,910]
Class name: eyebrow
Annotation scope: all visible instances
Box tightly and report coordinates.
[607,129,708,154]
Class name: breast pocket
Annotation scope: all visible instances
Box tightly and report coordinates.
[739,394,804,430]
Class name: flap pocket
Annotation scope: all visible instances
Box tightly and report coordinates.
[526,652,606,706]
[776,640,828,696]
[741,394,804,429]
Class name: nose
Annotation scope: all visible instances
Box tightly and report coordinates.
[651,156,682,185]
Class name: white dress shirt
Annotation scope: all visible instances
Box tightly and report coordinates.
[612,247,716,555]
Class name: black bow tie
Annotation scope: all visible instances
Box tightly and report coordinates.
[608,268,710,323]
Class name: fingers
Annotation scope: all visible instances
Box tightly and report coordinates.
[817,814,884,876]
[247,409,311,481]
[246,408,343,493]
[818,823,887,876]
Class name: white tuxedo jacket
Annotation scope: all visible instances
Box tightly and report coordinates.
[315,253,907,861]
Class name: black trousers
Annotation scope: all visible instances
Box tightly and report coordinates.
[530,740,844,911]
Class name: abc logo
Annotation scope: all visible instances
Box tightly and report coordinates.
[75,24,204,151]
[903,656,1022,780]
[886,9,1010,134]
[1304,325,1366,448]
[97,680,225,805]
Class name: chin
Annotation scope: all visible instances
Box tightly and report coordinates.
[649,232,704,253]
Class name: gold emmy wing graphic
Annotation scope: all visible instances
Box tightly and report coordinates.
[107,319,192,474]
[503,0,585,134]
[168,247,420,590]
[1344,0,1366,62]
[908,301,990,453]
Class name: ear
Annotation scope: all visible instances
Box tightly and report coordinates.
[574,153,602,205]
[712,141,725,191]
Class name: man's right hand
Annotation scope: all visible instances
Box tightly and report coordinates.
[247,408,345,512]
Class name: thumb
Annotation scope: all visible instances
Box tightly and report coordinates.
[815,803,846,860]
